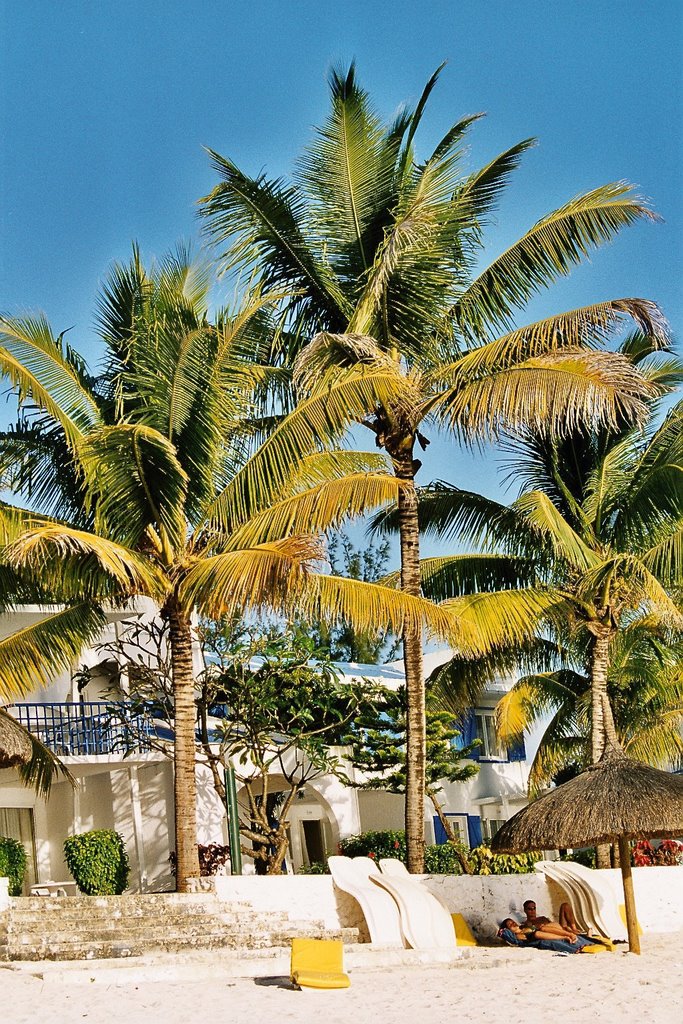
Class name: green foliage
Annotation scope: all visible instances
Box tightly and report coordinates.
[467,845,541,875]
[196,624,386,874]
[337,831,539,875]
[297,860,330,875]
[424,841,470,875]
[560,848,597,868]
[63,830,130,895]
[338,830,406,861]
[306,531,397,664]
[343,684,479,796]
[0,836,27,895]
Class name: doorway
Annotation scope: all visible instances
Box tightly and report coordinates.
[0,807,37,893]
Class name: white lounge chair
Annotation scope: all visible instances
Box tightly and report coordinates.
[374,858,455,950]
[327,855,404,947]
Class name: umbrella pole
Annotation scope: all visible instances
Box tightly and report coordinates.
[617,836,640,954]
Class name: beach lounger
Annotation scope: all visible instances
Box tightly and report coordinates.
[290,938,350,989]
[327,856,404,947]
[374,858,455,950]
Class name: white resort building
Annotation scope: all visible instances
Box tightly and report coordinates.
[0,605,543,893]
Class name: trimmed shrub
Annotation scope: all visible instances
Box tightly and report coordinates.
[0,836,27,895]
[298,860,330,875]
[64,830,129,895]
[424,841,470,875]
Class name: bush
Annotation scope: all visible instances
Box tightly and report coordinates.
[338,830,406,861]
[424,841,469,875]
[560,847,597,868]
[169,843,232,877]
[0,836,27,896]
[298,860,330,875]
[632,839,683,867]
[467,845,541,875]
[63,830,129,895]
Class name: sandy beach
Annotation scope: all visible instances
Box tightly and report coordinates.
[2,934,681,1024]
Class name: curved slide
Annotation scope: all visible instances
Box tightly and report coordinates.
[375,858,456,950]
[327,855,404,947]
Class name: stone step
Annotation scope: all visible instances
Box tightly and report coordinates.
[6,926,358,962]
[7,917,336,945]
[7,907,284,928]
[11,893,221,912]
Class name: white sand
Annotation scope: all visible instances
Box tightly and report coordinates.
[2,934,681,1024]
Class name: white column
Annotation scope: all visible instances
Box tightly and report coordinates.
[129,766,148,892]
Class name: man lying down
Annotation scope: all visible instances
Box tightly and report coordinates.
[497,899,614,953]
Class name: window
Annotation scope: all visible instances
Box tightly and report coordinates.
[481,818,506,843]
[474,711,505,760]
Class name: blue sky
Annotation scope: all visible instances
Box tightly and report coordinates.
[1,0,681,527]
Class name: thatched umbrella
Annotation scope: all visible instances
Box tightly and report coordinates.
[491,737,683,954]
[0,709,33,768]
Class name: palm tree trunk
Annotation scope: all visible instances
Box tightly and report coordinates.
[589,625,612,869]
[166,596,201,891]
[394,454,426,874]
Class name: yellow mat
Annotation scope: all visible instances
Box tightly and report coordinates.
[290,938,350,990]
[618,904,644,936]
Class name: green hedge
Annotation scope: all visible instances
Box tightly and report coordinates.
[63,830,130,895]
[337,830,540,875]
[0,836,27,896]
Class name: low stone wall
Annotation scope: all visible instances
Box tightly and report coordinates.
[213,865,683,943]
[213,875,369,940]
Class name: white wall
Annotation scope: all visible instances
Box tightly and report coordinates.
[213,866,683,940]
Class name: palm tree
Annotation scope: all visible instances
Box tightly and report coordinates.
[0,245,471,889]
[494,622,683,796]
[396,340,682,864]
[200,64,666,869]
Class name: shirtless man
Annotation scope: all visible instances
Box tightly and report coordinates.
[521,898,581,934]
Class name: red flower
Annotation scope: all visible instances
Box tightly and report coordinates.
[394,840,400,849]
[368,851,376,859]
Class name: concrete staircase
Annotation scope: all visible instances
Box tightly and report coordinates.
[0,892,358,961]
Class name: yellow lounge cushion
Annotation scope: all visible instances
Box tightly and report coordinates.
[292,970,351,989]
[581,943,608,954]
[290,938,350,989]
[451,913,478,946]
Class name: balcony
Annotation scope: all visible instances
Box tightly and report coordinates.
[7,702,169,757]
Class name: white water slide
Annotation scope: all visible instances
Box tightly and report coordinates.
[375,858,456,949]
[535,860,627,941]
[327,855,404,947]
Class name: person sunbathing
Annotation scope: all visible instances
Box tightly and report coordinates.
[521,898,581,933]
[498,918,591,953]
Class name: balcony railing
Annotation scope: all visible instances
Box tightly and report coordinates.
[7,702,169,756]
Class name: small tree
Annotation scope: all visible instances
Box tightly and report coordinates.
[197,626,384,873]
[344,684,479,873]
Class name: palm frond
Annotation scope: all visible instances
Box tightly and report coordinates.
[0,603,107,701]
[452,182,661,336]
[5,525,164,600]
[511,490,598,569]
[78,424,188,557]
[427,350,657,440]
[383,553,536,600]
[0,316,101,443]
[441,587,569,654]
[221,472,401,550]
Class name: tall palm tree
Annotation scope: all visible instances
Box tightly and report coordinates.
[395,341,682,863]
[200,64,666,869]
[0,246,475,889]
